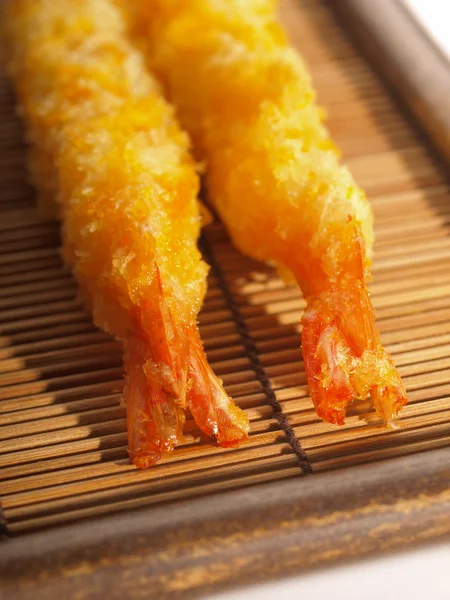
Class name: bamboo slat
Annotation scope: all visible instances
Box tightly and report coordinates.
[0,0,449,538]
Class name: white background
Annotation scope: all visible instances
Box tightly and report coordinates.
[208,1,450,597]
[210,542,450,600]
[403,0,450,57]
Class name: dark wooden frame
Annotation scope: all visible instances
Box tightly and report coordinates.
[2,1,450,598]
[330,0,450,163]
[1,448,449,599]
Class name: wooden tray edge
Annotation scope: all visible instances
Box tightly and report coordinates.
[329,0,450,165]
[1,447,449,599]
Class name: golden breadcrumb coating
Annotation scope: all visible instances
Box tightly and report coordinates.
[123,0,407,425]
[3,0,249,468]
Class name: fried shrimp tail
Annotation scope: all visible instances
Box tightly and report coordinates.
[124,336,185,469]
[3,0,248,468]
[124,267,188,468]
[300,232,406,425]
[125,0,407,425]
[187,327,250,447]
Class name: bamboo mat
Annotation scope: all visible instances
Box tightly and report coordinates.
[1,0,450,537]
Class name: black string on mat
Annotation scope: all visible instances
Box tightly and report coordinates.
[201,231,313,475]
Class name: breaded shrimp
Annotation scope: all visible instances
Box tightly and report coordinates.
[123,0,407,425]
[2,0,249,468]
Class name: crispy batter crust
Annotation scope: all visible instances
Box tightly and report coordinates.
[3,0,249,467]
